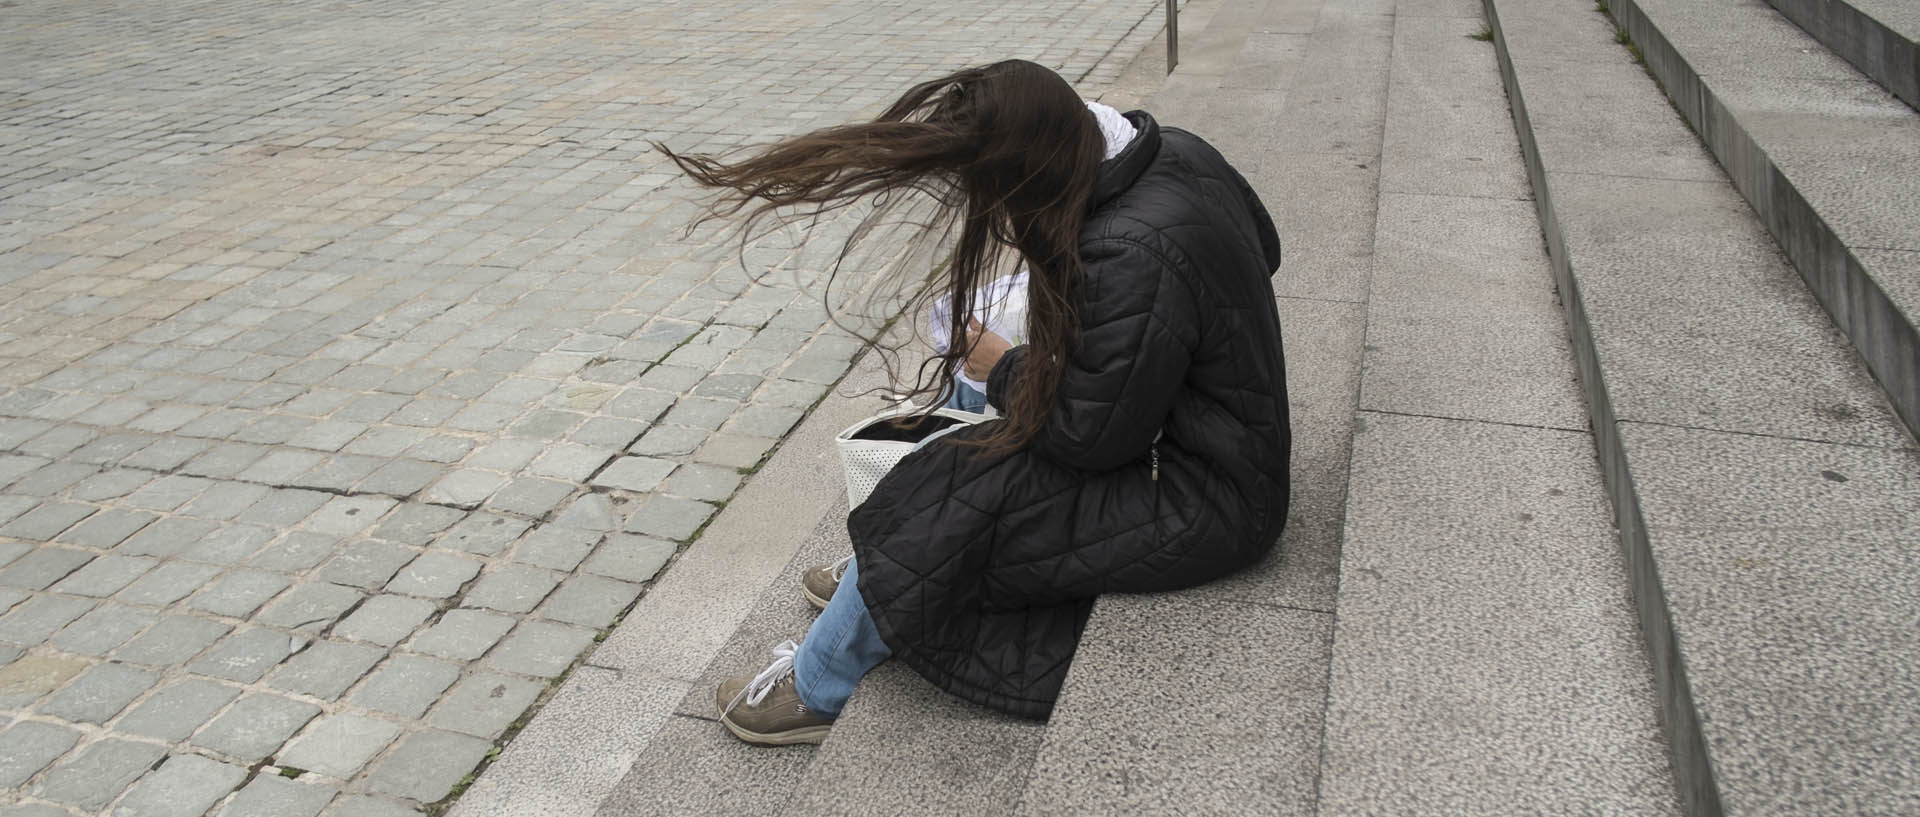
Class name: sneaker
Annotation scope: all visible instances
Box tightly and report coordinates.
[716,640,833,745]
[800,554,853,610]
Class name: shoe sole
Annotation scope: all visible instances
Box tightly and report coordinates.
[802,585,831,610]
[720,714,831,746]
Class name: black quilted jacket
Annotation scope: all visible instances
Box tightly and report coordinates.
[848,112,1291,719]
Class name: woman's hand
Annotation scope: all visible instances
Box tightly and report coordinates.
[962,318,1011,381]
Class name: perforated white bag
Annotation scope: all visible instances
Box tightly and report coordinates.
[835,403,991,507]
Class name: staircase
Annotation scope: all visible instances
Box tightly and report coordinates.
[456,0,1920,814]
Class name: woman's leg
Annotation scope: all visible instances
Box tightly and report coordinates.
[792,556,891,717]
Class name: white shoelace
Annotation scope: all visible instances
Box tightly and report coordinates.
[829,553,853,582]
[723,639,799,716]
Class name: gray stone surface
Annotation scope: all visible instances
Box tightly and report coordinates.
[48,554,155,597]
[316,540,416,589]
[386,550,483,598]
[189,626,297,683]
[333,594,435,646]
[112,754,247,817]
[113,615,231,666]
[1379,16,1531,200]
[38,661,159,724]
[215,776,336,817]
[788,662,1045,817]
[463,563,562,614]
[267,640,385,700]
[1549,171,1909,447]
[32,738,167,811]
[0,547,93,590]
[593,712,813,817]
[428,672,545,738]
[116,678,244,741]
[0,720,80,788]
[485,620,597,678]
[1016,596,1333,817]
[189,569,291,617]
[0,595,95,644]
[580,534,675,583]
[366,729,495,802]
[1319,413,1677,815]
[50,604,157,656]
[536,575,641,627]
[1763,0,1920,107]
[193,692,321,762]
[410,609,516,661]
[255,582,364,631]
[277,713,405,779]
[351,655,461,718]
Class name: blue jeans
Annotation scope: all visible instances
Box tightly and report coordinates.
[943,381,988,412]
[793,555,890,717]
[793,412,968,716]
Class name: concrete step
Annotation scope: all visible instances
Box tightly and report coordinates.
[1762,0,1919,109]
[1486,1,1920,815]
[1016,0,1379,813]
[1608,0,1920,439]
[1316,4,1679,813]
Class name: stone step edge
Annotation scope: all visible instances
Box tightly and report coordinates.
[1482,1,1728,814]
[1762,0,1918,109]
[1612,0,1920,440]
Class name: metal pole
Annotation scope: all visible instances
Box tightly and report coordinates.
[1166,0,1179,74]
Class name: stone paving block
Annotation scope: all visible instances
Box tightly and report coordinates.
[236,450,327,484]
[428,671,544,739]
[485,477,575,517]
[181,524,275,565]
[463,563,561,614]
[317,540,417,589]
[590,456,676,492]
[255,582,363,632]
[0,720,81,788]
[462,439,545,472]
[277,712,404,779]
[410,608,516,661]
[214,775,335,817]
[115,615,231,666]
[293,454,385,492]
[118,516,221,558]
[123,475,212,511]
[179,481,274,521]
[31,738,166,810]
[407,434,476,464]
[0,595,95,644]
[550,495,619,533]
[188,570,290,618]
[235,488,330,527]
[193,692,321,762]
[437,513,530,556]
[247,530,341,572]
[370,503,465,545]
[334,594,434,646]
[115,678,242,741]
[351,655,461,718]
[38,661,158,724]
[485,619,596,678]
[357,458,444,496]
[1,803,70,817]
[50,554,156,597]
[387,550,483,598]
[189,627,296,683]
[537,574,640,628]
[0,498,35,529]
[68,469,155,502]
[322,795,418,817]
[51,603,157,656]
[629,424,708,458]
[113,753,247,817]
[693,433,778,469]
[527,443,615,482]
[580,534,675,583]
[304,496,397,538]
[117,561,223,606]
[0,502,95,541]
[0,547,93,590]
[661,462,742,502]
[606,387,675,421]
[6,463,96,498]
[0,654,88,708]
[57,508,157,549]
[366,729,494,802]
[719,404,805,438]
[120,437,209,471]
[267,640,385,701]
[622,495,715,541]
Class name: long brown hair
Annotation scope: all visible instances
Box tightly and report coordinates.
[658,59,1106,455]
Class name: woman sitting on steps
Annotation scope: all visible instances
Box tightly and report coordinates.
[661,58,1292,744]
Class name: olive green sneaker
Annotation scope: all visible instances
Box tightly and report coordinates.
[717,640,833,746]
[800,555,852,610]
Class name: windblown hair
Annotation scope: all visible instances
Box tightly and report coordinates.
[658,59,1106,455]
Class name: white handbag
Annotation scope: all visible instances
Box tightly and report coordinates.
[835,402,991,507]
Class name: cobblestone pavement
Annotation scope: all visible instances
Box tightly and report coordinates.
[0,0,1165,814]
